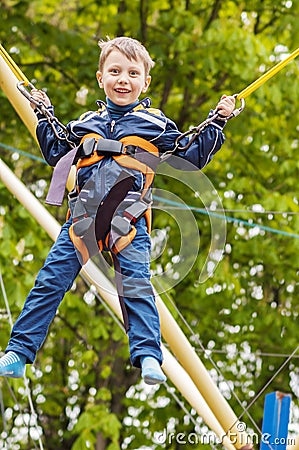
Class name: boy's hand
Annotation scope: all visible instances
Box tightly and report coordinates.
[216,95,236,117]
[30,88,51,110]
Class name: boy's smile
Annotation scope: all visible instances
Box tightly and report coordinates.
[96,49,151,106]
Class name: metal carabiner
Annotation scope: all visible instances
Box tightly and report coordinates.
[224,95,246,119]
[173,112,219,152]
[17,80,54,118]
[17,81,75,148]
[173,96,246,152]
[16,80,37,102]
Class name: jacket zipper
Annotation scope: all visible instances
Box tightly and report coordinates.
[110,120,115,135]
[107,98,149,136]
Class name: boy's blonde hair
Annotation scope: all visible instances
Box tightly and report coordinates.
[98,36,155,76]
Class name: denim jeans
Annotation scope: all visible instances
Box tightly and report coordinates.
[6,217,162,368]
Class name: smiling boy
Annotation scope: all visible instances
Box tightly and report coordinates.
[0,37,235,385]
[96,43,151,106]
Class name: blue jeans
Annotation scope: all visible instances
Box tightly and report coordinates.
[6,217,162,368]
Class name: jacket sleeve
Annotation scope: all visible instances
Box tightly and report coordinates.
[158,111,226,170]
[35,107,79,167]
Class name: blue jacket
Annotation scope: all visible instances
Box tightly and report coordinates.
[36,97,226,173]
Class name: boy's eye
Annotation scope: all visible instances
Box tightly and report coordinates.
[130,71,138,76]
[110,68,119,74]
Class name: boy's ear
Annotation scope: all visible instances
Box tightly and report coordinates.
[142,75,151,93]
[96,71,103,88]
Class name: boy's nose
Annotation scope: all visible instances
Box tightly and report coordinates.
[118,74,129,84]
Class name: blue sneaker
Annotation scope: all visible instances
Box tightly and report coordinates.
[141,356,166,385]
[0,351,26,378]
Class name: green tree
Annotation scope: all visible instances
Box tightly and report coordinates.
[0,0,298,449]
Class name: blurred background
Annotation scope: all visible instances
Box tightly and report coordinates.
[0,1,298,449]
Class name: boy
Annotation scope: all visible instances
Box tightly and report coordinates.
[0,37,235,384]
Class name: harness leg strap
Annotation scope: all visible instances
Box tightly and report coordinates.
[110,197,151,239]
[111,253,129,332]
[111,216,132,236]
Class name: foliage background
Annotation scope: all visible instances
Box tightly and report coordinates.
[0,0,298,449]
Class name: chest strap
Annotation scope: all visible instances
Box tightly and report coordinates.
[45,133,160,206]
[77,134,160,172]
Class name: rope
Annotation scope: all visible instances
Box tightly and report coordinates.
[0,271,13,330]
[237,47,299,100]
[195,347,299,359]
[0,270,44,450]
[157,204,299,216]
[235,345,299,425]
[154,196,299,239]
[0,142,45,163]
[0,387,7,434]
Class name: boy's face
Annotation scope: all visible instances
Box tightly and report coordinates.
[96,50,151,106]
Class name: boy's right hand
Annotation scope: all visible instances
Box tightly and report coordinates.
[215,95,235,117]
[30,88,51,110]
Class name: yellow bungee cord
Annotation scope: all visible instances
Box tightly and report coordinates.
[236,47,299,100]
[0,43,33,87]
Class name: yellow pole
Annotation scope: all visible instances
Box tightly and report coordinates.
[157,298,249,448]
[237,47,299,100]
[0,49,76,189]
[0,51,37,140]
[287,435,299,450]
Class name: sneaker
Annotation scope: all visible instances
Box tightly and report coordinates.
[0,351,26,378]
[141,356,166,385]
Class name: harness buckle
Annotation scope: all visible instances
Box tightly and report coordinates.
[79,137,97,157]
[124,145,137,156]
[111,216,132,236]
[96,139,124,156]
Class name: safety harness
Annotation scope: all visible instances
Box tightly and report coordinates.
[62,133,160,263]
[45,133,161,331]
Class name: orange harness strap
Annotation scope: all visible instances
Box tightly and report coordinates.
[76,133,105,168]
[76,134,159,179]
[72,134,159,257]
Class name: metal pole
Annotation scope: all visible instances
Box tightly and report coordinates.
[0,54,37,140]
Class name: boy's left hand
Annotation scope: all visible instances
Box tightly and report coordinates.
[216,95,236,117]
